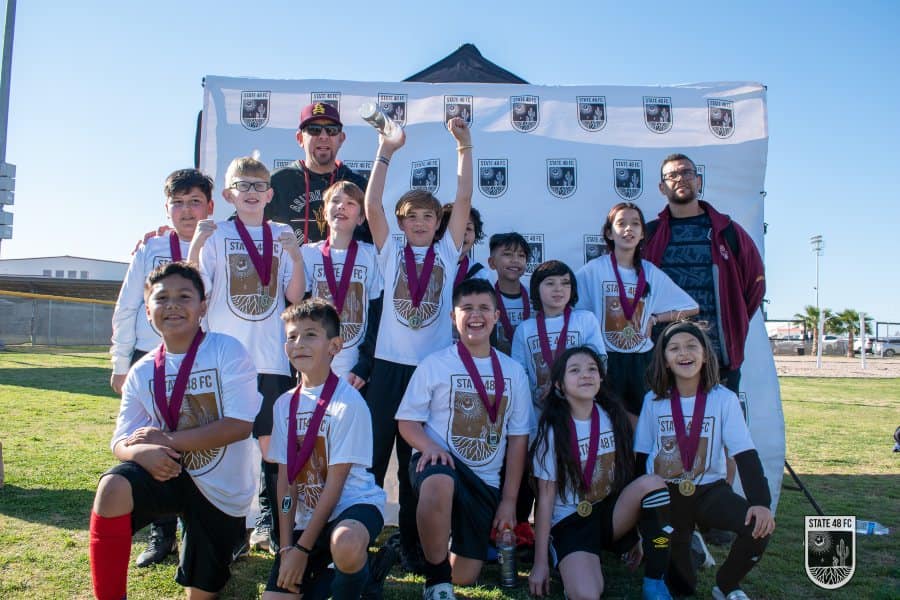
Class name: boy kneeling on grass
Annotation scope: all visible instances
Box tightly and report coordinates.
[396,278,534,600]
[263,299,387,599]
[90,262,262,600]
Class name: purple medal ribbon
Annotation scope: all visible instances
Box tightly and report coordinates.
[287,372,339,484]
[495,282,530,342]
[169,231,183,262]
[403,243,437,308]
[454,255,470,289]
[321,239,359,314]
[456,341,505,424]
[669,386,708,478]
[153,330,205,432]
[234,216,273,287]
[568,403,600,493]
[609,252,647,322]
[536,307,572,371]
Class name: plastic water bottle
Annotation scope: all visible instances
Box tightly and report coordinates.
[498,527,517,588]
[856,520,889,535]
[359,102,402,141]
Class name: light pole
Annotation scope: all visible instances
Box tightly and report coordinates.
[810,235,824,367]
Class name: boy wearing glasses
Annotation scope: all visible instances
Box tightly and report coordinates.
[268,102,369,245]
[189,156,306,554]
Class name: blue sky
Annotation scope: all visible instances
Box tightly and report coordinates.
[2,1,899,328]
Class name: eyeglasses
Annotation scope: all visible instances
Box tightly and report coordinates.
[661,169,697,182]
[230,181,271,192]
[303,124,342,137]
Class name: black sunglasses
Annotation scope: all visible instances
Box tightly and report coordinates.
[303,124,342,137]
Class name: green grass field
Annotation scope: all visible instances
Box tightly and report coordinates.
[0,347,897,599]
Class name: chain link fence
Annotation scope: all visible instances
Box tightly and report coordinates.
[0,293,112,346]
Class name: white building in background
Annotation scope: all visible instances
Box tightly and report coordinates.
[0,256,127,281]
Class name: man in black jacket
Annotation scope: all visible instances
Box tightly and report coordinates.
[267,102,368,244]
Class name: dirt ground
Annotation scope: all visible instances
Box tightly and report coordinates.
[775,355,900,378]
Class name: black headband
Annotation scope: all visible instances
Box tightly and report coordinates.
[660,321,706,349]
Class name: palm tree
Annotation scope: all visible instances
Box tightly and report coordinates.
[792,305,834,355]
[834,309,874,357]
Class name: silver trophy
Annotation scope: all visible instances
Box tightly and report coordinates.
[359,102,401,141]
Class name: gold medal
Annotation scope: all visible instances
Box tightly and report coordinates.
[576,500,593,517]
[678,479,696,496]
[408,314,422,329]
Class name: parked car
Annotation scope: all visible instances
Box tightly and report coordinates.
[853,337,874,355]
[874,337,900,357]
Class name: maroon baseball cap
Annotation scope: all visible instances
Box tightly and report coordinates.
[299,102,342,129]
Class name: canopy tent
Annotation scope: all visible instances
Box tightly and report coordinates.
[404,43,528,84]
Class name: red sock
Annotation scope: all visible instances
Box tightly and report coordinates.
[89,510,132,600]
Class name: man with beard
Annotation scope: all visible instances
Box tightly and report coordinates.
[644,154,764,393]
[643,154,765,550]
[268,102,369,245]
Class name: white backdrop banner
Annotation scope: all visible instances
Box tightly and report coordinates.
[200,76,785,510]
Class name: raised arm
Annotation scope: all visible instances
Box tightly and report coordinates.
[445,117,473,250]
[364,129,406,251]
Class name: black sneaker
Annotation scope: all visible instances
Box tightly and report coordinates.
[361,544,399,600]
[135,527,176,567]
[231,530,250,564]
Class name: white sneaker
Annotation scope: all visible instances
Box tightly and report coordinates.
[423,582,456,600]
[692,530,716,568]
[712,585,750,600]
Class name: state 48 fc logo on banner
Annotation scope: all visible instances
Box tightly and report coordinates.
[241,91,270,131]
[805,516,855,589]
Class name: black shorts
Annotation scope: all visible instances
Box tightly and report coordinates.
[409,452,500,561]
[265,503,384,594]
[254,373,295,438]
[549,490,637,565]
[103,461,245,593]
[606,350,653,415]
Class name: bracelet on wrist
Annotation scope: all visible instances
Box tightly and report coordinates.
[294,542,312,554]
[456,144,473,152]
[376,155,390,166]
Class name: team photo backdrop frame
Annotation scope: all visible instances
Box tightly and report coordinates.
[200,76,784,509]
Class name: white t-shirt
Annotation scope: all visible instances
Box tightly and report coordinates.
[112,332,262,517]
[110,235,191,374]
[199,220,297,375]
[375,233,460,365]
[511,309,606,408]
[395,344,534,488]
[576,257,698,353]
[301,241,383,377]
[634,385,755,487]
[267,377,386,530]
[495,289,529,356]
[532,406,619,526]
